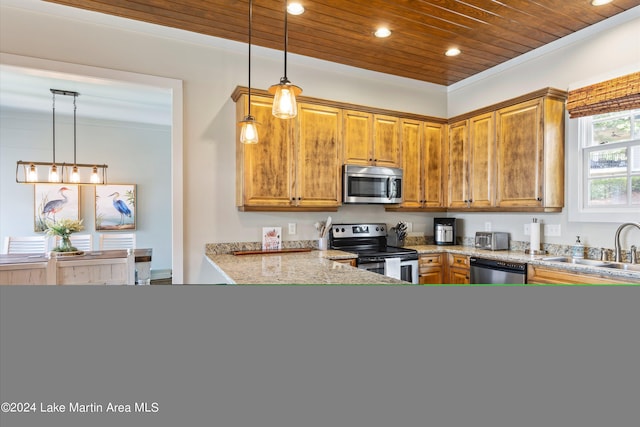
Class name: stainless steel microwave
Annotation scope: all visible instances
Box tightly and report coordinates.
[343,164,403,204]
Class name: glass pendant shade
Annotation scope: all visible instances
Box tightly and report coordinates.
[70,165,80,183]
[49,164,60,182]
[90,166,100,184]
[27,164,38,182]
[269,80,302,119]
[239,116,259,144]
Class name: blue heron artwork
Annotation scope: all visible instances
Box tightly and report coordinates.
[34,184,80,232]
[95,184,136,230]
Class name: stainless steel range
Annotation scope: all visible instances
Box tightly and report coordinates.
[329,223,419,284]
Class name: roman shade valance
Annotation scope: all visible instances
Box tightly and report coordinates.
[566,71,640,118]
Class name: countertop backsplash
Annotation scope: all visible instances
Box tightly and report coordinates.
[207,237,634,263]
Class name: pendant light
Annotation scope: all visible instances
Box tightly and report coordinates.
[16,89,108,184]
[239,0,259,144]
[268,0,302,119]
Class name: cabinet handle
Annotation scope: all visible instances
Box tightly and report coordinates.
[536,197,542,202]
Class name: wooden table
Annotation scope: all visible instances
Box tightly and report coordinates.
[0,249,152,285]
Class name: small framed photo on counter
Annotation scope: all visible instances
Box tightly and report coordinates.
[262,227,282,251]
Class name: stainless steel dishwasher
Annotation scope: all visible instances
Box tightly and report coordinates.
[469,257,527,284]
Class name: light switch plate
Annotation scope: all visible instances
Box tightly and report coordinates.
[288,223,296,235]
[524,224,530,235]
[485,222,492,231]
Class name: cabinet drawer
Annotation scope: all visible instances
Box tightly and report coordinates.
[449,254,469,267]
[419,254,443,268]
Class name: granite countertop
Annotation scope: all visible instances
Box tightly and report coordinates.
[405,245,640,282]
[205,250,409,285]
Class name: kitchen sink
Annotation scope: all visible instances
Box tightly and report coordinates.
[542,257,640,271]
[600,263,640,272]
[541,256,613,267]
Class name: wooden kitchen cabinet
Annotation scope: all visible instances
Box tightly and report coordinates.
[235,94,342,211]
[419,253,444,284]
[447,88,566,212]
[397,119,445,210]
[236,94,294,209]
[447,253,470,284]
[527,265,638,285]
[333,258,357,267]
[496,94,565,210]
[447,112,495,209]
[343,110,401,168]
[295,103,343,208]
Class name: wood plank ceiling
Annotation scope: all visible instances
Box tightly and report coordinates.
[45,0,639,86]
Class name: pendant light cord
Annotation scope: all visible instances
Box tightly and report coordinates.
[248,0,253,116]
[283,1,288,80]
[73,94,77,164]
[52,91,56,164]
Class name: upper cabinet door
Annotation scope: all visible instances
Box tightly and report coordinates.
[236,94,294,207]
[447,120,469,209]
[399,118,424,209]
[343,110,373,165]
[468,112,495,208]
[496,99,544,208]
[373,115,401,168]
[296,104,343,207]
[423,122,445,207]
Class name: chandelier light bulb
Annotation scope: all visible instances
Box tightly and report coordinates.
[49,164,59,182]
[70,165,80,183]
[27,164,38,182]
[90,166,100,184]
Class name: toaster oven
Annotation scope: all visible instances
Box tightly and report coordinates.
[475,232,510,251]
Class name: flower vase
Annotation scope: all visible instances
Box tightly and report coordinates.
[58,236,74,252]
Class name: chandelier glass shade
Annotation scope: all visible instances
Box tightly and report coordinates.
[15,89,108,185]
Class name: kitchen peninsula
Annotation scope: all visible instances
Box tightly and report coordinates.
[206,250,409,285]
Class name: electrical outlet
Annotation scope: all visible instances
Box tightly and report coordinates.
[544,224,561,237]
[405,222,413,232]
[485,222,492,231]
[524,224,530,235]
[288,223,296,235]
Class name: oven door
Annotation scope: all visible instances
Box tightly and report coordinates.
[358,260,418,284]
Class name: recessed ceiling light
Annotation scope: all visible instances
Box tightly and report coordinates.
[591,0,612,5]
[287,3,305,15]
[374,27,391,38]
[445,48,461,57]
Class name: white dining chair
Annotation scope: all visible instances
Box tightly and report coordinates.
[3,235,48,254]
[56,234,93,252]
[99,233,136,250]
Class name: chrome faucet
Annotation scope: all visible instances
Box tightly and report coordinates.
[613,222,640,262]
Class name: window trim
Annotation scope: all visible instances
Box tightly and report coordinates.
[568,112,640,223]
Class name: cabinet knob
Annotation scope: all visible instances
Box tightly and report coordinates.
[298,197,302,200]
[536,197,542,202]
[374,159,378,162]
[369,158,373,161]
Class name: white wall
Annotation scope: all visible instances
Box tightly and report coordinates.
[1,2,639,283]
[0,108,172,272]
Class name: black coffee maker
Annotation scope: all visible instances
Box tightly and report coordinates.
[434,217,456,245]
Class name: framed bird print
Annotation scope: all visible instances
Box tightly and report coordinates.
[34,184,80,232]
[95,184,136,231]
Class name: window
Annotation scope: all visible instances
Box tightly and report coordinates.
[569,108,640,222]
